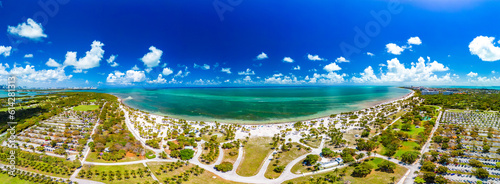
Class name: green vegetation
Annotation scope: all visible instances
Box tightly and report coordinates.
[264,143,310,179]
[73,104,99,111]
[421,92,500,111]
[236,137,273,177]
[286,157,408,184]
[148,162,239,184]
[77,163,155,184]
[215,162,233,172]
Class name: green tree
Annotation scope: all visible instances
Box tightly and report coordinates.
[474,168,489,179]
[214,162,233,172]
[352,162,373,177]
[179,149,195,160]
[378,160,396,173]
[401,151,420,164]
[304,154,320,166]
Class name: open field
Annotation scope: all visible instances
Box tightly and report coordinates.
[394,141,419,158]
[236,137,273,177]
[0,173,37,184]
[221,147,239,164]
[147,162,242,184]
[85,152,145,163]
[73,105,99,111]
[264,143,310,179]
[77,163,155,184]
[285,157,408,184]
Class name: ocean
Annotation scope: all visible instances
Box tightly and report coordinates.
[94,86,411,124]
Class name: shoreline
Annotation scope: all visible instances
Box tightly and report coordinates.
[114,89,415,125]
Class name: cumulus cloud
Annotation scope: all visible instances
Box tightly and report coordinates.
[194,63,210,70]
[323,62,342,72]
[352,57,451,84]
[265,73,304,84]
[46,58,61,67]
[282,57,294,63]
[7,18,47,40]
[468,36,500,62]
[352,66,379,83]
[335,56,349,63]
[307,54,325,61]
[147,74,167,84]
[366,52,374,56]
[24,54,33,58]
[174,69,190,78]
[141,46,163,68]
[162,67,173,76]
[131,65,140,70]
[221,68,231,74]
[293,65,300,70]
[106,55,119,67]
[2,64,72,82]
[106,70,146,84]
[238,68,255,75]
[386,37,422,55]
[0,46,12,57]
[307,72,347,84]
[467,71,478,78]
[63,40,104,71]
[407,37,422,45]
[256,52,268,60]
[386,43,405,55]
[243,76,252,82]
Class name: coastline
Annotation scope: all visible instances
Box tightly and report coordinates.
[114,89,414,125]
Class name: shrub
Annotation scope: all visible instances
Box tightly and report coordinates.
[215,162,233,172]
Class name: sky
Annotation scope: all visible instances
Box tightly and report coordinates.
[1,0,500,88]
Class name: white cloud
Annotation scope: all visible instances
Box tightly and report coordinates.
[293,65,300,70]
[243,76,252,82]
[386,43,404,55]
[493,70,496,74]
[335,56,349,63]
[0,46,12,57]
[24,54,33,58]
[352,66,379,83]
[323,62,342,72]
[46,58,61,67]
[366,52,374,56]
[7,18,47,40]
[407,37,422,45]
[256,52,268,60]
[106,70,146,84]
[147,74,167,84]
[194,63,210,70]
[221,68,231,74]
[265,73,304,84]
[468,36,500,61]
[131,65,140,70]
[282,57,294,63]
[4,64,72,82]
[238,68,255,75]
[174,70,190,78]
[307,54,325,61]
[141,46,163,67]
[85,80,89,84]
[308,72,347,84]
[106,55,119,67]
[467,71,478,78]
[63,40,104,71]
[353,57,451,84]
[162,67,173,76]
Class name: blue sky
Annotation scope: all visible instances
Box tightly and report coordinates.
[1,0,500,88]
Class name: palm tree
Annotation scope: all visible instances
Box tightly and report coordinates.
[391,176,396,184]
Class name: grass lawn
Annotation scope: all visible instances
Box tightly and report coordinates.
[264,143,310,179]
[201,131,227,143]
[0,173,37,184]
[285,157,408,184]
[394,141,420,158]
[77,163,155,184]
[73,105,99,111]
[302,137,322,148]
[85,152,145,163]
[236,137,273,177]
[404,124,425,138]
[221,147,239,164]
[290,156,319,174]
[0,159,72,179]
[448,109,467,113]
[147,162,242,184]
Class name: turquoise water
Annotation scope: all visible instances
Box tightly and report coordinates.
[93,86,410,124]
